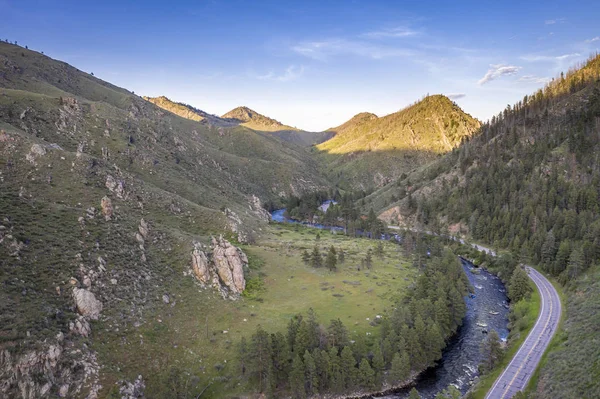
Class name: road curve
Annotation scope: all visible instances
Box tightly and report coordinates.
[385,226,561,398]
[485,266,561,398]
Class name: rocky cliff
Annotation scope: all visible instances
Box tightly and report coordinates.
[191,236,248,299]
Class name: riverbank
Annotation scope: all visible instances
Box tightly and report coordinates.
[270,211,511,399]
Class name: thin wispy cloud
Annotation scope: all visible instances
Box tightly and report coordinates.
[292,39,413,61]
[585,36,600,43]
[447,93,466,100]
[256,65,304,82]
[362,26,419,39]
[545,18,565,25]
[518,75,551,84]
[478,64,521,85]
[521,53,580,62]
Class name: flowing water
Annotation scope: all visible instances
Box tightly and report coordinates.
[270,207,510,398]
[385,260,509,398]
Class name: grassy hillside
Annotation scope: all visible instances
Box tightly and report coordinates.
[316,95,480,189]
[0,41,333,398]
[143,95,232,126]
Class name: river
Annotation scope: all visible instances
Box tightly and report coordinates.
[270,207,510,398]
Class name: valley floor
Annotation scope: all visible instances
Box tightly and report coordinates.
[94,224,416,397]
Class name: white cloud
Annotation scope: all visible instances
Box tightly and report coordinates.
[362,27,419,39]
[447,93,466,100]
[478,64,521,85]
[585,37,600,43]
[545,18,565,25]
[518,75,551,84]
[256,65,304,82]
[292,39,413,61]
[521,53,580,62]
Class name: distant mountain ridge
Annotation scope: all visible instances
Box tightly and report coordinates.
[143,96,233,126]
[222,106,298,132]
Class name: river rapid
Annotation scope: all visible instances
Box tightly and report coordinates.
[270,207,510,398]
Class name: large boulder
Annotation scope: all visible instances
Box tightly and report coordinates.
[191,242,210,284]
[100,196,113,221]
[190,236,248,299]
[72,288,103,320]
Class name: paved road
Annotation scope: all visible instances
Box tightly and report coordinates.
[386,226,561,398]
[485,266,561,399]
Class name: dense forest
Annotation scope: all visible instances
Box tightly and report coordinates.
[413,54,600,284]
[238,247,470,397]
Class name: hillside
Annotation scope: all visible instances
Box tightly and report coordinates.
[222,105,296,132]
[316,94,480,189]
[372,54,600,399]
[0,41,332,397]
[143,95,232,126]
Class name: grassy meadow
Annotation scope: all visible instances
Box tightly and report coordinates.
[95,223,416,397]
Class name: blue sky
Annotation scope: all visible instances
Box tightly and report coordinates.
[2,0,599,131]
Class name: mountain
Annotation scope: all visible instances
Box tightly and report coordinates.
[371,54,600,399]
[316,94,480,189]
[222,105,296,132]
[222,106,334,146]
[143,95,232,126]
[0,41,331,397]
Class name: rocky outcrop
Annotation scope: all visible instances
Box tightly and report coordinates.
[118,375,145,398]
[0,335,100,399]
[190,236,248,299]
[69,316,92,338]
[191,243,210,284]
[100,196,113,221]
[212,236,247,293]
[72,288,103,320]
[250,195,271,222]
[25,143,46,165]
[105,175,126,199]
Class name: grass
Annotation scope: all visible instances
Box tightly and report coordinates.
[466,279,541,399]
[92,222,417,397]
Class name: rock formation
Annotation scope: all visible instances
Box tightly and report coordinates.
[72,288,103,320]
[190,236,248,299]
[100,196,113,221]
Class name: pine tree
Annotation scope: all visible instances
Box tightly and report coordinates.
[304,350,319,396]
[271,332,291,388]
[508,267,532,302]
[340,346,357,390]
[435,385,461,399]
[408,387,421,399]
[328,346,344,394]
[314,349,331,392]
[311,245,322,268]
[289,353,306,398]
[389,351,410,384]
[567,245,585,279]
[480,329,503,373]
[376,241,384,258]
[326,246,338,271]
[327,319,349,349]
[358,358,375,389]
[248,325,273,393]
[301,249,311,265]
[365,249,373,269]
[371,343,385,384]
